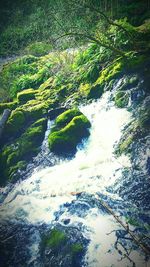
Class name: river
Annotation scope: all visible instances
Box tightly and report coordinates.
[0,90,149,267]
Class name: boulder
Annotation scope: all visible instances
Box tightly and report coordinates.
[48,109,91,155]
[48,107,68,120]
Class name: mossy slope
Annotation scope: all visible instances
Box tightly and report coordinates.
[0,118,47,185]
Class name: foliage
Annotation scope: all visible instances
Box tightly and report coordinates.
[0,0,149,56]
[0,55,52,100]
[25,41,52,56]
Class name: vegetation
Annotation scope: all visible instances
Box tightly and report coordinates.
[0,1,149,185]
[17,89,38,103]
[44,229,67,249]
[48,110,91,154]
[0,118,47,185]
[0,0,150,56]
[115,91,129,108]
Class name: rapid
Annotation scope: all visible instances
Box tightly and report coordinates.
[0,89,149,267]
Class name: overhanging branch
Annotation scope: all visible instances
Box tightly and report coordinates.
[54,32,125,57]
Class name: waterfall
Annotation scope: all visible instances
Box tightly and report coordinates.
[0,91,149,267]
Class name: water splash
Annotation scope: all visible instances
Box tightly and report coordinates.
[0,92,148,267]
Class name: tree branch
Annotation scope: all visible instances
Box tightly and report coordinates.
[54,32,126,57]
[84,3,131,38]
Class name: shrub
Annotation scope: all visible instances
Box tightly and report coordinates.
[25,41,52,56]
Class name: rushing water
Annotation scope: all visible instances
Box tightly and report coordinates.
[0,91,149,267]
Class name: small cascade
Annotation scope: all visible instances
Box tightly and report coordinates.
[0,90,149,267]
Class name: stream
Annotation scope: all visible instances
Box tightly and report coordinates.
[0,90,149,267]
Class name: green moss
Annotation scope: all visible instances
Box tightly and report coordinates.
[39,77,53,91]
[87,84,104,99]
[17,89,38,103]
[126,217,140,227]
[54,109,82,131]
[115,91,129,108]
[0,101,18,114]
[79,83,91,98]
[44,229,67,249]
[5,109,25,135]
[138,107,150,129]
[22,101,49,121]
[118,135,133,154]
[48,113,91,154]
[8,161,27,181]
[96,60,123,88]
[71,243,83,255]
[116,105,150,156]
[0,118,47,185]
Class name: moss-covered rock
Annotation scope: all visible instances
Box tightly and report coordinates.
[115,91,129,108]
[96,60,124,89]
[41,227,87,267]
[116,98,150,155]
[44,229,67,249]
[21,101,49,121]
[0,101,18,114]
[5,109,26,136]
[71,243,83,256]
[87,84,104,99]
[0,118,47,185]
[48,109,91,154]
[53,109,82,131]
[17,88,38,103]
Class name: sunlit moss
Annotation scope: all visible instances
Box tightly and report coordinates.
[0,101,18,114]
[17,88,38,103]
[48,112,91,154]
[0,118,47,185]
[5,109,25,135]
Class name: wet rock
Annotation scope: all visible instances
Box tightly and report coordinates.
[48,107,68,120]
[41,225,88,267]
[48,109,91,155]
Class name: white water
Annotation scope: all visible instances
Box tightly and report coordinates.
[0,92,147,267]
